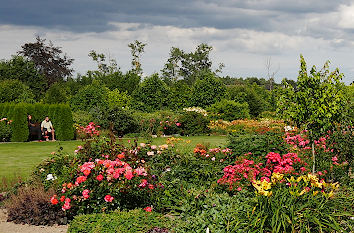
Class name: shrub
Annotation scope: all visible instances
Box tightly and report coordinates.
[70,81,109,112]
[55,104,74,140]
[216,148,351,232]
[0,118,12,142]
[133,111,161,137]
[32,103,50,122]
[179,111,209,135]
[107,89,132,109]
[0,79,35,103]
[107,107,139,136]
[174,192,251,233]
[132,74,169,111]
[227,131,287,157]
[67,209,174,233]
[166,81,192,109]
[227,85,266,117]
[9,103,28,142]
[190,71,226,108]
[4,184,67,225]
[207,99,250,121]
[72,110,93,126]
[44,82,69,103]
[48,138,166,216]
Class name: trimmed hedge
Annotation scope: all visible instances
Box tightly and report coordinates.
[67,209,174,233]
[0,103,74,142]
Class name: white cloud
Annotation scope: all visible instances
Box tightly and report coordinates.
[338,3,354,28]
[0,22,353,84]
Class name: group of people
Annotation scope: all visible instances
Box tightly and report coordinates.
[27,115,55,141]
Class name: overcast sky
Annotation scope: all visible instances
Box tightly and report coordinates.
[0,0,353,84]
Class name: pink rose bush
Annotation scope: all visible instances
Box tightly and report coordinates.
[76,122,100,140]
[50,140,167,215]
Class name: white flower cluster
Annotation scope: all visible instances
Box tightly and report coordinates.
[46,173,57,181]
[183,107,208,116]
[284,125,294,132]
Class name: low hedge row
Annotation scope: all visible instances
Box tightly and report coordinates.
[0,103,74,141]
[67,209,174,233]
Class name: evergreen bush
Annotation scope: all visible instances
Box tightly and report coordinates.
[10,103,28,142]
[0,103,73,141]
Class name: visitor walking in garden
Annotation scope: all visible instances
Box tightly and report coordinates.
[41,116,55,141]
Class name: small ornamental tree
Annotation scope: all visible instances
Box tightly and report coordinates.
[277,55,347,172]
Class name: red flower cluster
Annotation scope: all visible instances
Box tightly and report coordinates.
[218,152,308,191]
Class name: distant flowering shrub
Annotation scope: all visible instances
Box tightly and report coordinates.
[193,144,233,163]
[183,107,208,116]
[76,122,100,140]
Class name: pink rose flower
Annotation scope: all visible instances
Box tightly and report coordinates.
[104,195,114,202]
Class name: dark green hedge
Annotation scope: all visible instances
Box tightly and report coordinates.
[0,103,74,142]
[67,209,174,233]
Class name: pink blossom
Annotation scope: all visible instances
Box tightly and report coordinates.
[82,189,90,199]
[104,195,114,202]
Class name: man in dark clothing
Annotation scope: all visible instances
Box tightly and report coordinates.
[28,115,41,141]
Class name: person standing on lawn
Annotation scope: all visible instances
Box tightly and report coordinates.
[27,115,41,141]
[41,116,55,141]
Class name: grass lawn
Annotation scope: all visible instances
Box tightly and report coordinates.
[0,136,227,188]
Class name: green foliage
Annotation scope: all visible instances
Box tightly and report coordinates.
[179,111,209,135]
[107,107,139,136]
[0,103,12,118]
[190,72,226,108]
[174,192,250,232]
[277,55,347,172]
[278,55,346,138]
[0,120,12,142]
[55,104,74,140]
[0,103,73,141]
[31,103,50,122]
[0,55,46,100]
[245,183,352,233]
[68,209,173,233]
[227,131,287,157]
[107,89,132,109]
[44,83,69,103]
[0,79,35,103]
[132,74,169,111]
[72,110,93,126]
[9,103,29,142]
[166,81,192,109]
[208,99,250,121]
[162,44,215,85]
[128,40,146,76]
[227,85,266,117]
[70,81,109,112]
[102,71,141,94]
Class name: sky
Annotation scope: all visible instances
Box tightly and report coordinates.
[0,0,353,84]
